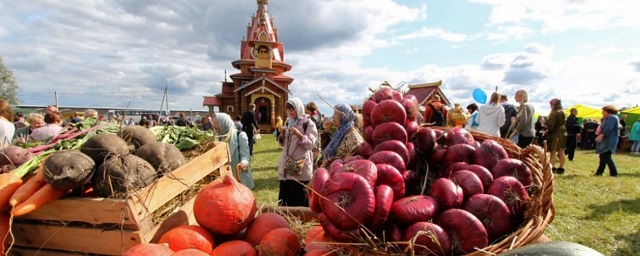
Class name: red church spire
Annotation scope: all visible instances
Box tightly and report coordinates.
[240,0,284,64]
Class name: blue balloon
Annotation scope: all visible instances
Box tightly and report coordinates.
[472,88,487,104]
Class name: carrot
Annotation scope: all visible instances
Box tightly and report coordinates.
[0,212,10,254]
[0,173,23,211]
[9,163,47,207]
[11,184,71,217]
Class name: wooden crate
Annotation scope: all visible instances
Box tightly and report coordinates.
[9,142,231,256]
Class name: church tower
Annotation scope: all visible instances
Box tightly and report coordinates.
[204,0,293,131]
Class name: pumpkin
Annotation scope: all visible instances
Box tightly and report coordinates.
[211,240,257,256]
[258,228,300,256]
[172,248,210,255]
[244,212,290,247]
[122,243,173,256]
[158,225,214,253]
[304,226,334,252]
[194,172,257,235]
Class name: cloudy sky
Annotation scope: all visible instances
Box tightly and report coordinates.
[2,0,639,116]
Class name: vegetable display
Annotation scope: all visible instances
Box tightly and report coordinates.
[305,86,544,255]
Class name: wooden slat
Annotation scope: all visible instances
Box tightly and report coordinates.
[143,190,199,243]
[8,247,90,256]
[127,142,230,223]
[10,223,142,255]
[17,198,133,226]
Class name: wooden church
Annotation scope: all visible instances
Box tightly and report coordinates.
[203,0,292,131]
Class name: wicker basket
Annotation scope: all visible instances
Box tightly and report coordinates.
[299,128,555,255]
[464,129,555,255]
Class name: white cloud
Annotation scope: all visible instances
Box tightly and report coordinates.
[470,0,640,32]
[396,27,467,42]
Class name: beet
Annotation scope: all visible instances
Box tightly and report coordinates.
[135,141,186,175]
[0,146,34,169]
[119,126,158,150]
[81,133,132,167]
[93,154,157,198]
[43,150,95,190]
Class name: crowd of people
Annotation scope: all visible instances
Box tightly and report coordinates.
[3,91,636,207]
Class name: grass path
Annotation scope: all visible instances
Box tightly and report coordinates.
[249,134,640,255]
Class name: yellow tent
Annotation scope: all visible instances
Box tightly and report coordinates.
[621,106,640,114]
[565,104,602,120]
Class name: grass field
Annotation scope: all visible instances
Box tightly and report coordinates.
[249,134,640,255]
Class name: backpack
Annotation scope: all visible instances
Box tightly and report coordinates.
[310,113,323,131]
[428,103,445,126]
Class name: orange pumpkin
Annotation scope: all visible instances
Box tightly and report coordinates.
[122,243,173,256]
[304,226,334,252]
[258,228,300,256]
[171,248,210,255]
[211,240,257,256]
[158,225,215,253]
[194,173,257,235]
[244,212,290,247]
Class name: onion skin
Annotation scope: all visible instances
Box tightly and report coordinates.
[464,194,513,242]
[436,208,488,255]
[320,173,375,230]
[431,178,464,210]
[391,195,440,225]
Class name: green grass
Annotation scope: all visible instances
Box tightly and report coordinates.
[249,134,640,255]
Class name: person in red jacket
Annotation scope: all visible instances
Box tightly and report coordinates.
[422,94,448,126]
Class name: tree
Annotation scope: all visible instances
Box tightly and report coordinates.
[0,57,21,104]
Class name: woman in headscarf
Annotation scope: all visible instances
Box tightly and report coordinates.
[277,98,318,206]
[321,103,364,167]
[0,99,15,146]
[213,113,255,189]
[594,105,619,177]
[546,98,567,174]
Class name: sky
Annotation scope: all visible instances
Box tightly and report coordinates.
[1,0,639,117]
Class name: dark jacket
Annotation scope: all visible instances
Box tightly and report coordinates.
[565,114,581,135]
[241,109,259,135]
[500,103,518,137]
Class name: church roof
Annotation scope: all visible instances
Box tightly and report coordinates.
[405,80,451,106]
[202,96,221,106]
[234,76,290,93]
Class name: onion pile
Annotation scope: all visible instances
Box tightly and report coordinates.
[308,87,535,255]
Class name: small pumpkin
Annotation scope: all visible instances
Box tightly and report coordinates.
[244,212,290,247]
[211,240,257,256]
[304,226,334,252]
[158,225,214,253]
[194,172,258,235]
[258,228,300,256]
[122,243,173,256]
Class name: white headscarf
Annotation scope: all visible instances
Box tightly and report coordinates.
[214,113,236,143]
[286,97,305,128]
